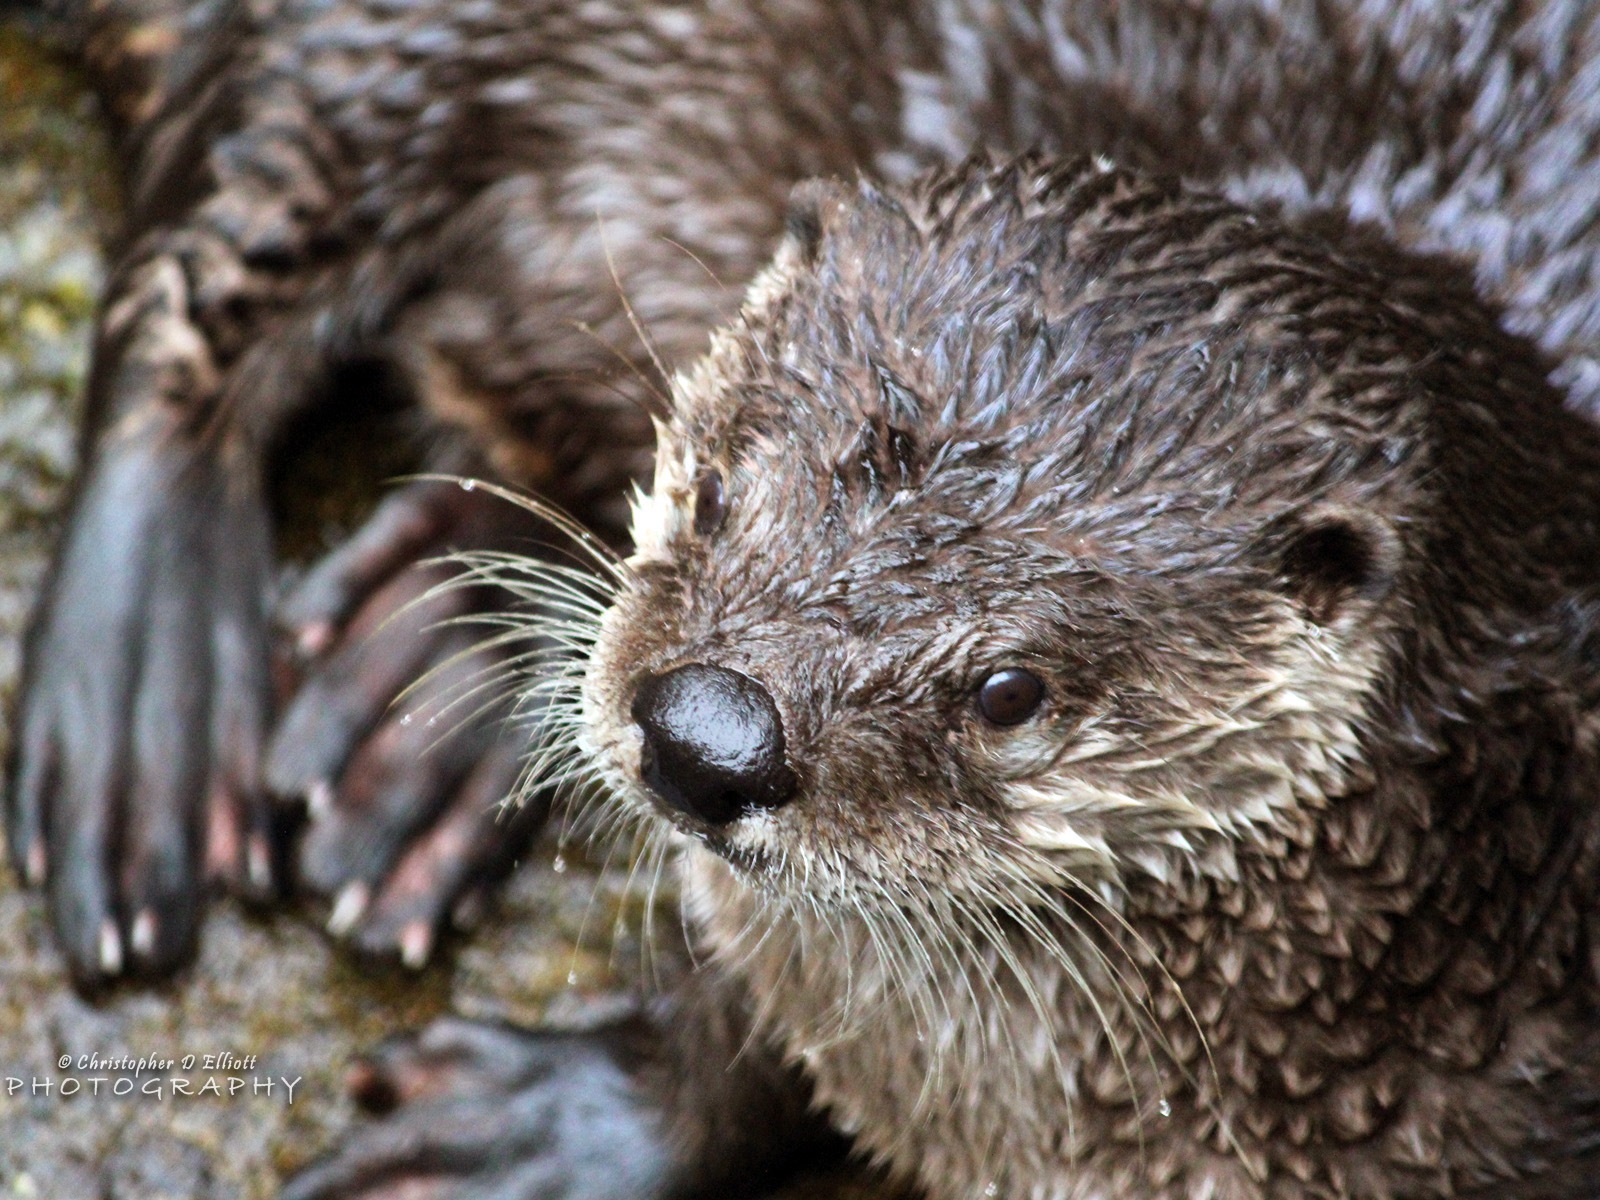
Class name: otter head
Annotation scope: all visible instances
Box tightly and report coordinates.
[582,157,1432,911]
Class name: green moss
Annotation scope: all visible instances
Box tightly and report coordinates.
[0,24,114,545]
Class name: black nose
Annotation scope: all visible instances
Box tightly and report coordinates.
[631,663,796,825]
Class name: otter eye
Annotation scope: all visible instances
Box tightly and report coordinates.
[693,469,727,536]
[977,668,1045,726]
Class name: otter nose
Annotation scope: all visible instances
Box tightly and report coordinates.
[631,663,796,825]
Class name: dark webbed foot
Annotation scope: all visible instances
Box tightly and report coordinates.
[6,426,277,987]
[267,479,556,966]
[281,1018,681,1200]
[282,969,850,1200]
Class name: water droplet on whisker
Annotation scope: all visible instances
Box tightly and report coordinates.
[461,479,477,491]
[1158,1098,1171,1117]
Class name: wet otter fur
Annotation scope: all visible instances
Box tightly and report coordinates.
[576,156,1600,1199]
[15,0,1600,1196]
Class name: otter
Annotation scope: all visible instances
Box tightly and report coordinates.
[576,158,1600,1198]
[15,0,1600,1196]
[288,159,1600,1199]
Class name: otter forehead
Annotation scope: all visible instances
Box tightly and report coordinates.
[637,159,1433,632]
[659,158,1428,528]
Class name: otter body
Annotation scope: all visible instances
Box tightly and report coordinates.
[578,159,1600,1199]
[17,1,1600,1197]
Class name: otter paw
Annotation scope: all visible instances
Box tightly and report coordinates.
[266,480,554,965]
[281,1018,677,1200]
[5,433,276,986]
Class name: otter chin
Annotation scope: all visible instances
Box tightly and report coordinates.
[572,156,1600,1198]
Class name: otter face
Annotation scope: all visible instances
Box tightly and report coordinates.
[581,159,1419,909]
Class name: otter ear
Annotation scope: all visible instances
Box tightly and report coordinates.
[783,180,850,266]
[1272,505,1401,625]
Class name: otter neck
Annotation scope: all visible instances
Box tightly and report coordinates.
[679,757,1600,1199]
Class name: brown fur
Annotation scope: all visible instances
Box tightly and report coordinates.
[54,0,1600,487]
